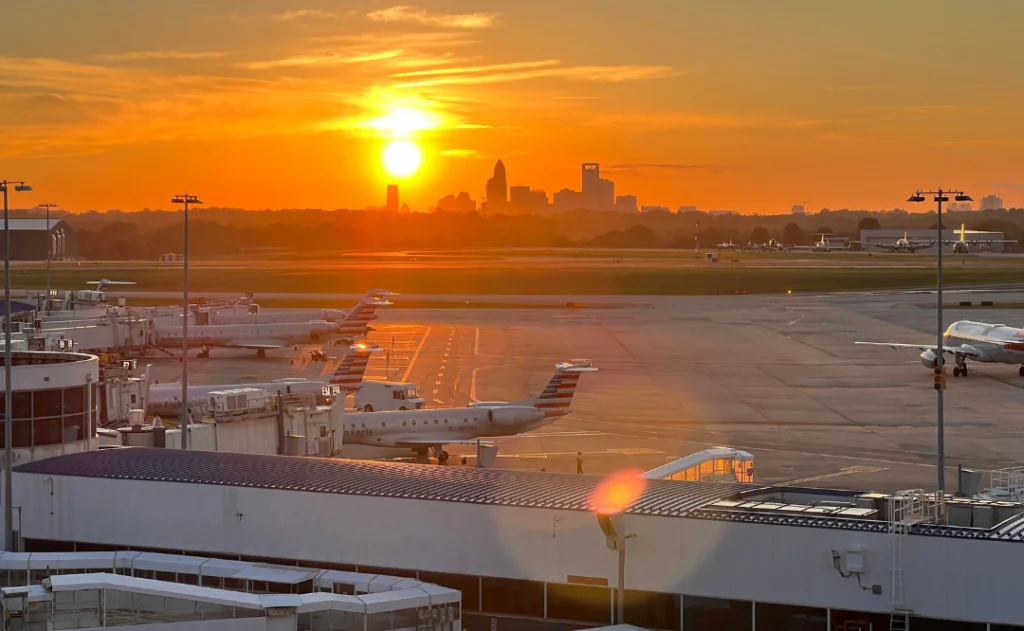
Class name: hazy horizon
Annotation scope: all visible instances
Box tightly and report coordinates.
[1,1,1022,213]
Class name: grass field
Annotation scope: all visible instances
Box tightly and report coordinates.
[8,261,1024,296]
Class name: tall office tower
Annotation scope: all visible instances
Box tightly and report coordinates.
[386,185,399,212]
[485,160,508,212]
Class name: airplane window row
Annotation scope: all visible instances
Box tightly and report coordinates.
[349,417,479,430]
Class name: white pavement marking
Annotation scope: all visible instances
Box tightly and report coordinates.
[401,326,431,383]
[432,389,439,394]
[779,466,889,486]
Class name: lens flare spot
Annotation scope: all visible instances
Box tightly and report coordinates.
[590,469,647,515]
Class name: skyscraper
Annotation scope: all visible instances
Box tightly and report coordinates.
[581,163,615,210]
[386,185,399,213]
[981,194,1004,211]
[485,160,508,212]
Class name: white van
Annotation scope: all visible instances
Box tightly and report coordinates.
[355,381,425,412]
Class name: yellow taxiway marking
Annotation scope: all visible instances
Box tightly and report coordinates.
[400,326,431,383]
[607,447,665,455]
[779,466,888,486]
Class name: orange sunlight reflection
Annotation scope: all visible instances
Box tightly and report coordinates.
[589,469,647,515]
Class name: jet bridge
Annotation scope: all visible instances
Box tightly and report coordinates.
[642,447,755,483]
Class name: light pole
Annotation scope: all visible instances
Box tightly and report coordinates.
[37,203,58,314]
[596,511,636,624]
[906,189,972,503]
[2,179,32,552]
[171,194,203,450]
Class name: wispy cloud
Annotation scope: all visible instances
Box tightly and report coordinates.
[584,111,748,130]
[393,60,560,78]
[367,5,500,29]
[272,8,339,21]
[88,50,228,62]
[396,64,679,88]
[604,163,723,176]
[441,149,478,157]
[456,123,495,129]
[241,50,404,70]
[933,138,1024,147]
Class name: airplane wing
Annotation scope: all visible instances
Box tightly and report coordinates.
[854,341,982,357]
[207,342,286,350]
[394,438,497,447]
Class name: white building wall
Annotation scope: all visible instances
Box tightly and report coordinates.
[13,474,1024,626]
[77,618,267,631]
[0,353,97,390]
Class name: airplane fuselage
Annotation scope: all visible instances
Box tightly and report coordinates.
[152,321,334,349]
[942,322,1024,365]
[341,405,547,448]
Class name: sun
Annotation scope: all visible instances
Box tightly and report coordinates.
[383,140,422,178]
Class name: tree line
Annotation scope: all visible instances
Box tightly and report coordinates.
[30,206,1024,259]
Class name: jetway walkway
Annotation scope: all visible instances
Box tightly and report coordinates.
[642,447,755,483]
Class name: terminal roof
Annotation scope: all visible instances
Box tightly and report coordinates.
[15,448,750,518]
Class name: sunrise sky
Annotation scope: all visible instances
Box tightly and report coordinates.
[1,0,1022,213]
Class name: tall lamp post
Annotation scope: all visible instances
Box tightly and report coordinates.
[37,203,58,314]
[171,194,203,450]
[906,188,972,504]
[2,179,32,551]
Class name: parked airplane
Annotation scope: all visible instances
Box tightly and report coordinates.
[147,343,381,416]
[870,232,933,253]
[745,239,790,252]
[793,234,850,252]
[152,297,388,357]
[207,289,395,325]
[716,240,739,250]
[342,360,598,462]
[856,320,1024,378]
[948,224,1016,254]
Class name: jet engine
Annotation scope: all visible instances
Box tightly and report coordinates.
[920,350,944,368]
[487,406,544,425]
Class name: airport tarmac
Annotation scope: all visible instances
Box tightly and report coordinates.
[142,288,1024,493]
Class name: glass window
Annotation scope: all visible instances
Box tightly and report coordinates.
[831,610,891,631]
[910,616,985,631]
[34,418,62,446]
[62,414,86,442]
[33,390,62,419]
[547,583,611,625]
[64,387,85,414]
[624,590,680,631]
[481,577,543,617]
[683,596,751,631]
[418,571,480,612]
[755,602,826,631]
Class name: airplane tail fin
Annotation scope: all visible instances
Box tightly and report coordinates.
[516,360,599,418]
[336,294,393,339]
[329,343,383,390]
[960,223,966,241]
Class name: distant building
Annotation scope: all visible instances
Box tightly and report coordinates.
[0,218,76,262]
[553,188,583,212]
[437,192,477,212]
[615,195,639,213]
[581,163,615,210]
[981,194,1004,211]
[677,205,698,214]
[159,253,183,262]
[510,186,548,213]
[485,160,508,213]
[640,205,671,214]
[947,202,973,211]
[399,203,411,214]
[386,185,399,213]
[791,205,806,215]
[708,210,739,216]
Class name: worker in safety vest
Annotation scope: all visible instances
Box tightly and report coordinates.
[576,452,584,474]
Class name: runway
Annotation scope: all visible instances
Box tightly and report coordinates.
[144,288,1024,492]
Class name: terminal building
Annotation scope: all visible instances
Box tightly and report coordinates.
[0,218,75,261]
[12,448,1024,631]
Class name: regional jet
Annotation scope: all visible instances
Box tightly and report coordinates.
[856,320,1024,378]
[147,343,382,417]
[208,289,395,325]
[152,297,388,357]
[342,360,598,463]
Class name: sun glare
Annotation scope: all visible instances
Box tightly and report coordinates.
[383,140,422,178]
[368,107,440,137]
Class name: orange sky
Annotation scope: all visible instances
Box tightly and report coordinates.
[1,1,1022,213]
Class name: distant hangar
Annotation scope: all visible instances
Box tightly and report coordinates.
[0,218,75,261]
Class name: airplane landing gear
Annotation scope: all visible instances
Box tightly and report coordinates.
[431,446,450,465]
[953,355,968,378]
[198,346,210,359]
[256,349,266,359]
[1019,366,1024,377]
